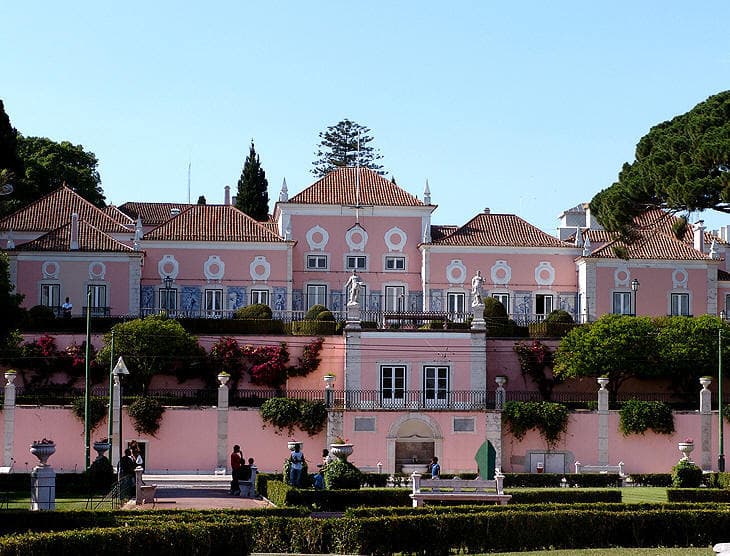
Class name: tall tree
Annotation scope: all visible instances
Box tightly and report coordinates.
[235,141,269,221]
[312,118,385,178]
[0,252,24,349]
[590,90,730,234]
[0,100,23,211]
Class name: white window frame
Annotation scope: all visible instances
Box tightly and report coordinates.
[306,253,329,271]
[41,283,61,311]
[446,292,466,321]
[670,292,690,316]
[205,288,224,317]
[423,365,449,408]
[159,287,177,312]
[492,293,510,313]
[384,255,406,271]
[380,365,407,407]
[535,293,554,320]
[384,285,406,312]
[250,289,270,306]
[306,284,327,309]
[345,254,368,271]
[87,284,108,316]
[612,291,632,315]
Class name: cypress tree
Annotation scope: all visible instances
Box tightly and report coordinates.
[235,141,269,221]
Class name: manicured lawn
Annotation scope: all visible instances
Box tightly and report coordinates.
[619,486,668,504]
[2,492,116,510]
[489,549,709,556]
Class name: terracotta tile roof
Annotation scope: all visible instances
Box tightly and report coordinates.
[14,219,134,252]
[102,205,135,226]
[143,204,285,243]
[0,186,131,234]
[719,269,730,282]
[587,230,710,260]
[432,213,572,248]
[118,202,193,227]
[287,167,425,206]
[430,225,458,242]
[261,221,281,236]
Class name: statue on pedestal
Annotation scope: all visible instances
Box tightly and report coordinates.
[345,271,363,306]
[471,271,484,307]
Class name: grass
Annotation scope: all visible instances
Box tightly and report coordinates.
[619,486,668,504]
[2,492,117,510]
[488,549,710,556]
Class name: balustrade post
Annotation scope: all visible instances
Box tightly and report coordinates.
[597,377,609,467]
[700,376,713,471]
[3,371,16,468]
[216,373,230,473]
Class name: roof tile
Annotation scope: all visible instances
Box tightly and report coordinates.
[118,202,193,227]
[14,219,134,252]
[433,213,572,248]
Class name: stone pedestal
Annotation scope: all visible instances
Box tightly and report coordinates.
[597,377,609,466]
[699,377,713,471]
[31,465,56,511]
[346,302,361,330]
[217,373,230,473]
[471,302,486,331]
[3,371,16,468]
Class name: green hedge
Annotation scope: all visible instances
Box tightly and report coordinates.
[527,322,577,338]
[628,473,672,487]
[0,472,115,495]
[509,488,621,504]
[266,480,411,510]
[178,318,285,334]
[288,320,338,336]
[503,473,622,488]
[667,488,730,502]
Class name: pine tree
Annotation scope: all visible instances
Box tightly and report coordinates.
[312,119,385,178]
[235,141,269,221]
[0,100,23,177]
[196,195,206,205]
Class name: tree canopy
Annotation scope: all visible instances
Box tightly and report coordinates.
[0,252,24,348]
[96,315,205,392]
[590,91,730,233]
[312,118,385,178]
[235,141,269,221]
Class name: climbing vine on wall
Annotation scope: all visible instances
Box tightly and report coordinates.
[502,400,569,448]
[513,340,558,401]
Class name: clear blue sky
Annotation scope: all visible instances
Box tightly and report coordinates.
[2,2,729,234]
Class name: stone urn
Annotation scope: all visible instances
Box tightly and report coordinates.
[329,443,354,461]
[93,440,111,459]
[30,442,56,466]
[678,441,695,461]
[323,374,336,388]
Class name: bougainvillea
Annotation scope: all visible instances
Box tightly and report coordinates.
[513,340,558,401]
[289,337,325,377]
[209,336,247,388]
[244,343,290,387]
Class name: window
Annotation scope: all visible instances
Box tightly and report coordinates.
[424,366,449,407]
[492,293,509,313]
[159,287,177,312]
[87,284,108,317]
[250,289,270,306]
[205,289,223,317]
[41,284,60,312]
[346,255,367,271]
[447,292,465,321]
[385,256,405,271]
[306,284,327,309]
[671,293,690,316]
[535,294,553,319]
[384,285,406,312]
[306,254,328,270]
[381,365,406,405]
[612,292,632,315]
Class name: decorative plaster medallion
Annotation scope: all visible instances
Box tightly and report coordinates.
[672,267,688,289]
[446,259,467,285]
[345,224,368,252]
[305,225,329,251]
[42,261,60,279]
[384,227,407,252]
[490,260,512,285]
[203,255,225,281]
[613,265,630,288]
[157,255,179,280]
[250,255,271,281]
[88,261,106,281]
[534,262,556,286]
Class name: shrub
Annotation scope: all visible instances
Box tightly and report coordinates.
[290,320,337,335]
[619,399,674,436]
[305,304,328,320]
[628,473,672,487]
[324,459,363,490]
[671,459,703,487]
[71,396,108,432]
[234,303,273,320]
[127,397,165,436]
[28,304,56,320]
[667,488,730,502]
[260,398,327,436]
[316,310,335,321]
[502,401,569,447]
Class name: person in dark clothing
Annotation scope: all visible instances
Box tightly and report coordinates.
[118,448,137,500]
[230,444,242,495]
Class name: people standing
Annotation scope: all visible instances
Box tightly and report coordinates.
[429,456,441,479]
[230,444,242,495]
[289,444,305,487]
[61,297,73,318]
[118,448,137,499]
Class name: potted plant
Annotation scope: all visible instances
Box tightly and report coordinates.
[678,437,694,460]
[30,438,56,466]
[323,373,336,388]
[93,438,111,459]
[329,436,354,461]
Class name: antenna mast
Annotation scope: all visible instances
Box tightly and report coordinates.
[187,161,191,204]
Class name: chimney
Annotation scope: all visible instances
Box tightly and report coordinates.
[483,208,490,214]
[224,185,231,206]
[70,213,79,250]
[170,208,181,217]
[694,220,705,253]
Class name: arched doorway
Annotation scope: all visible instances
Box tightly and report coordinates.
[386,414,442,474]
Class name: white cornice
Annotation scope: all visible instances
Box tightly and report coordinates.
[11,252,141,262]
[425,245,579,256]
[275,203,435,218]
[140,240,291,251]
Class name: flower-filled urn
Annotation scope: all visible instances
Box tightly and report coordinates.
[30,439,56,466]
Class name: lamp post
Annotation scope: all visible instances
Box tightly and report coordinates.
[112,357,129,474]
[720,317,726,472]
[631,278,640,316]
[83,288,92,470]
[163,275,173,313]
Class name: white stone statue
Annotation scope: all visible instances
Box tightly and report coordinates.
[471,270,484,307]
[345,271,363,305]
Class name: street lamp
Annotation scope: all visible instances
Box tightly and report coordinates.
[112,357,129,474]
[162,275,173,313]
[720,320,726,471]
[631,279,640,316]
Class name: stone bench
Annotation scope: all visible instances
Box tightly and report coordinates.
[574,461,626,477]
[410,471,511,507]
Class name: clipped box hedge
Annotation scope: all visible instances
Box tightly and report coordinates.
[266,480,411,510]
[667,488,730,502]
[288,320,338,336]
[503,472,622,488]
